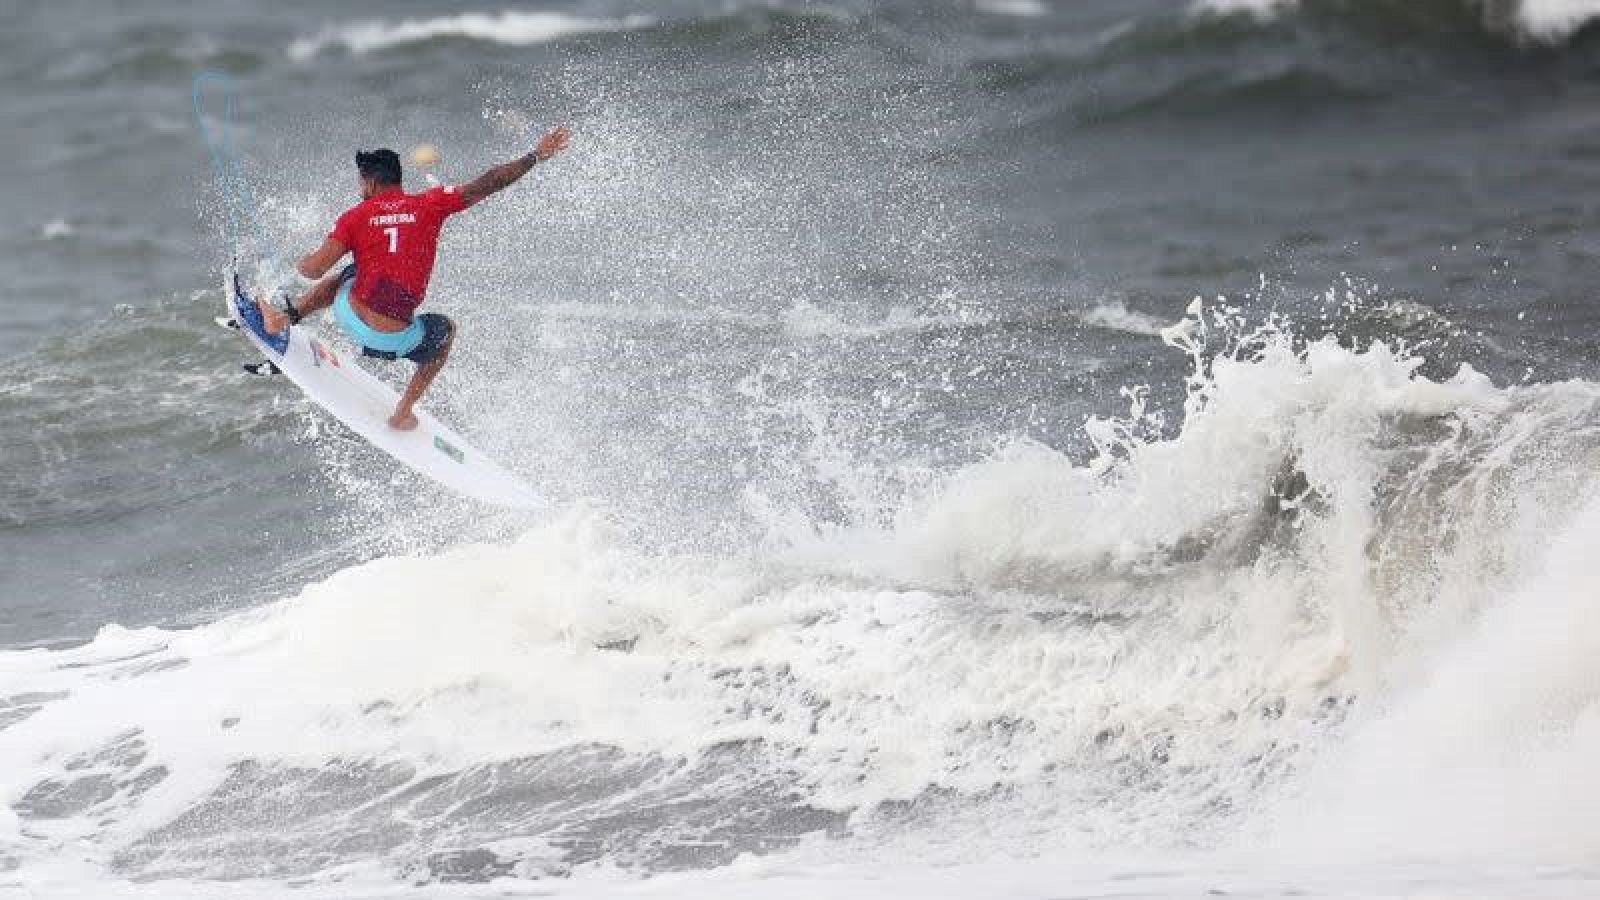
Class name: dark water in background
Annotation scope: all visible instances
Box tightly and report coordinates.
[11,0,1600,648]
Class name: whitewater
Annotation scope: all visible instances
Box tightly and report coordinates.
[6,296,1600,895]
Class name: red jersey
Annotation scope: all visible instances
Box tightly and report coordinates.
[330,185,472,321]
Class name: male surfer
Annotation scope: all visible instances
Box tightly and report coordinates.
[259,127,571,430]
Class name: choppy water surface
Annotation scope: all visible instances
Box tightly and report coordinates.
[5,1,1600,896]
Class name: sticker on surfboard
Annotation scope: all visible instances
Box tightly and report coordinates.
[222,273,546,510]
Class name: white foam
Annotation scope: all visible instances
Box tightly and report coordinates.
[1518,0,1600,39]
[1192,0,1600,39]
[1269,492,1600,860]
[1190,0,1296,20]
[288,11,656,61]
[39,219,74,240]
[1078,298,1170,336]
[780,298,988,338]
[974,0,1050,17]
[807,300,1501,596]
[529,298,987,337]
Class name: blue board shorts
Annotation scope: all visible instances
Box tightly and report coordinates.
[332,264,452,365]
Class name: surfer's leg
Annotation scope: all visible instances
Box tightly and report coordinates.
[388,314,455,431]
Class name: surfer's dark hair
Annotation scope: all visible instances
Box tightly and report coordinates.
[356,148,402,185]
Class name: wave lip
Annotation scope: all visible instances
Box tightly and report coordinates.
[288,11,657,61]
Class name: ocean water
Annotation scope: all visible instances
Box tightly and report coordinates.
[6,0,1600,896]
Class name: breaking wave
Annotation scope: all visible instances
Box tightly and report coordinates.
[6,303,1600,887]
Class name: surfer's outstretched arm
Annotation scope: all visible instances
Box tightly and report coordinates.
[458,127,571,207]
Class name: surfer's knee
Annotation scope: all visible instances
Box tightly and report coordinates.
[406,313,454,366]
[433,315,455,357]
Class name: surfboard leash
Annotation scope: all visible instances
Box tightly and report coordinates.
[192,70,283,277]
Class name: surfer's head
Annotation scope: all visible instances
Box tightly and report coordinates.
[355,148,403,197]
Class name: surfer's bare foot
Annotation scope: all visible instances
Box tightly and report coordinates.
[257,296,289,335]
[388,409,419,431]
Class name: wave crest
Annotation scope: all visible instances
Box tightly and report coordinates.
[288,11,657,61]
[1192,0,1600,43]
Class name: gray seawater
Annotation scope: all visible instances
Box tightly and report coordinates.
[6,0,1600,894]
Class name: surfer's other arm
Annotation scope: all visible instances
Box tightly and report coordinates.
[255,238,348,334]
[297,237,348,279]
[458,126,571,208]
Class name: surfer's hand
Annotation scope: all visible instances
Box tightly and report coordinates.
[257,296,289,336]
[535,127,570,162]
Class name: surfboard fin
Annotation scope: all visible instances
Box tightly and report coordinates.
[242,360,283,377]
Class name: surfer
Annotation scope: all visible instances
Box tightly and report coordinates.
[258,127,571,430]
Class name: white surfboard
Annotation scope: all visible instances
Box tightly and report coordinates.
[223,273,546,510]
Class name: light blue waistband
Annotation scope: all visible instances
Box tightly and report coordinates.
[333,278,423,356]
